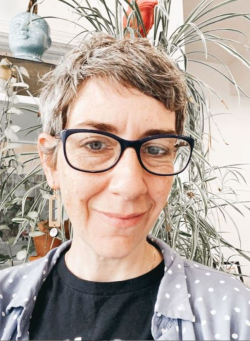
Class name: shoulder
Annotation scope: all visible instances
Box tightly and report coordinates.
[183,257,250,299]
[183,258,250,334]
[0,258,44,308]
[0,240,71,310]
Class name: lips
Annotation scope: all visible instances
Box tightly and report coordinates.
[95,210,147,228]
[17,31,28,39]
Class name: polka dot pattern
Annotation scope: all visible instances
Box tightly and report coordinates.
[177,305,185,311]
[1,237,250,341]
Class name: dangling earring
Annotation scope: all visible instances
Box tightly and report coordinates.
[49,189,61,241]
[164,204,172,244]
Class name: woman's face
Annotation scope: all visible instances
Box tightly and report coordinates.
[40,78,176,259]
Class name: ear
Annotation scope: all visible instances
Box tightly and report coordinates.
[45,36,52,49]
[37,133,60,190]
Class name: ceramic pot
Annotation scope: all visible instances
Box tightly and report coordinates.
[9,12,52,62]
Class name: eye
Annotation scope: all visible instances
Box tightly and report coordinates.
[86,141,105,151]
[145,146,164,155]
[144,145,168,156]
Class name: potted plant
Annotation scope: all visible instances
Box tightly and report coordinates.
[0,57,46,264]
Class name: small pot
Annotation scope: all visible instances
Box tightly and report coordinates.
[28,220,70,261]
[32,232,62,258]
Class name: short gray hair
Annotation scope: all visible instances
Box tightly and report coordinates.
[39,32,187,167]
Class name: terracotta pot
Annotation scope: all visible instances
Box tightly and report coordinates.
[123,0,158,37]
[28,220,70,261]
[32,232,62,258]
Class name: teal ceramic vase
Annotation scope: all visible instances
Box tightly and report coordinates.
[9,12,52,62]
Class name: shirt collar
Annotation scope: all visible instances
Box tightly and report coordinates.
[7,236,194,322]
[148,235,195,322]
[6,240,72,314]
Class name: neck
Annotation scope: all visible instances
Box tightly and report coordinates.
[65,238,163,282]
[13,53,42,62]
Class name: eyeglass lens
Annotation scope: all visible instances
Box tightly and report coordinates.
[65,132,191,175]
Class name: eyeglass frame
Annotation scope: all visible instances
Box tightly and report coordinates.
[54,129,195,176]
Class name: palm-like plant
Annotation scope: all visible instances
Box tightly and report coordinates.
[2,0,250,275]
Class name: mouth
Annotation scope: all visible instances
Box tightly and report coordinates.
[95,210,147,228]
[17,32,28,39]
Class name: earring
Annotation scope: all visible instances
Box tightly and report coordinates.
[49,189,62,232]
[164,204,172,244]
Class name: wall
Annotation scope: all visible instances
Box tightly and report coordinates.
[187,60,250,287]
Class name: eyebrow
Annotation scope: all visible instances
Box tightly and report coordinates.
[72,120,176,138]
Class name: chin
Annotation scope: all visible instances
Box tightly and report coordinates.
[92,235,139,259]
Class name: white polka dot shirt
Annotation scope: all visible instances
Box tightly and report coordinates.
[0,236,249,340]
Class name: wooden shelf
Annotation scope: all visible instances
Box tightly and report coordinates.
[0,55,55,97]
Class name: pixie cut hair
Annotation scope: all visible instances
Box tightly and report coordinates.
[39,32,187,166]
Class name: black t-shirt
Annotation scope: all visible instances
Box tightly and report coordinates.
[29,245,164,340]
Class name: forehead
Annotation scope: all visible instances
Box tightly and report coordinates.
[66,78,176,136]
[11,13,49,30]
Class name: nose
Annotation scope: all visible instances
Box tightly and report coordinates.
[108,147,147,201]
[18,22,28,31]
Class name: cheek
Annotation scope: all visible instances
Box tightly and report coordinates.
[57,153,105,212]
[149,176,173,201]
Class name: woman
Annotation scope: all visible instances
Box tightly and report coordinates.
[0,33,250,341]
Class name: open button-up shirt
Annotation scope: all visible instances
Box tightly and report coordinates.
[0,236,250,340]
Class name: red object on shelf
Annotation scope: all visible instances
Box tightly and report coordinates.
[123,0,158,37]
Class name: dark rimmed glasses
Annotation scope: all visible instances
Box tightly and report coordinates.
[54,129,194,176]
